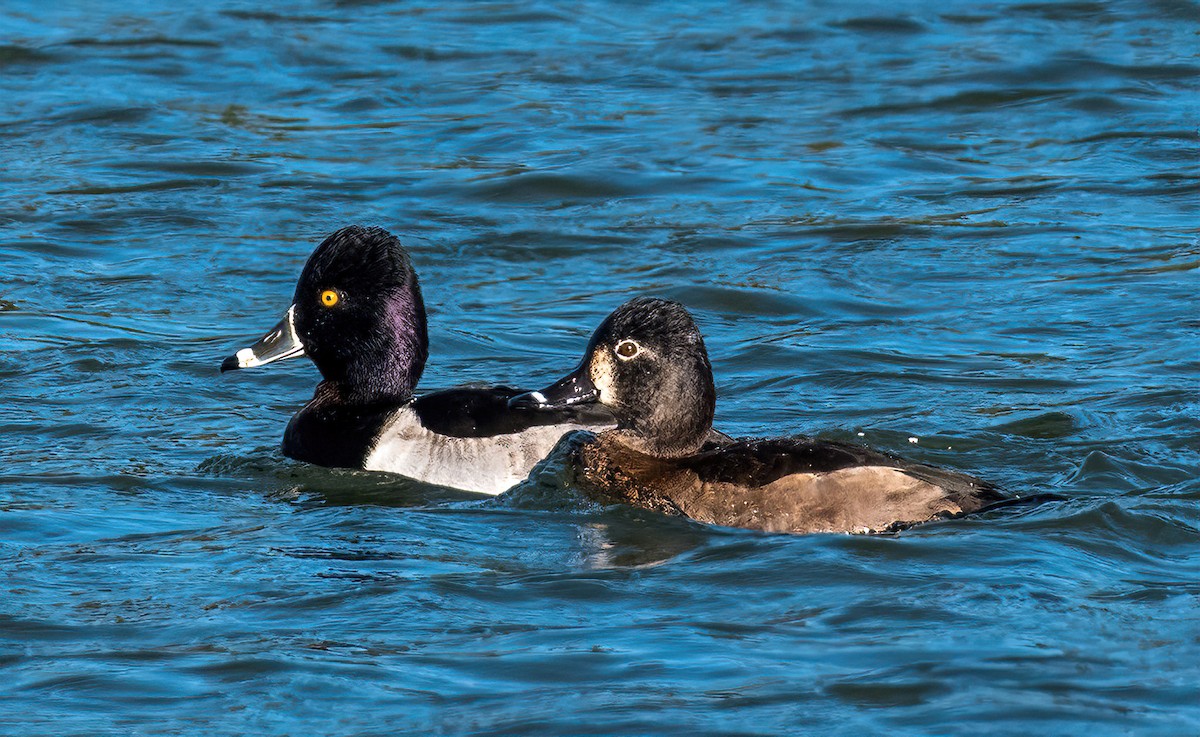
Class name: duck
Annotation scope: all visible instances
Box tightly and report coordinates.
[509,296,1010,534]
[220,225,615,495]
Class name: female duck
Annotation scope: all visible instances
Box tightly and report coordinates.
[511,297,1007,534]
[222,225,612,495]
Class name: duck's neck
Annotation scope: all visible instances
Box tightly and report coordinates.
[314,373,415,408]
[615,355,716,459]
[609,428,704,459]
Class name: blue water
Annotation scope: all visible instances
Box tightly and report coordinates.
[2,1,1198,733]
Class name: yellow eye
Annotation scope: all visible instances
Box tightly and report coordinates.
[320,289,339,307]
[615,340,640,360]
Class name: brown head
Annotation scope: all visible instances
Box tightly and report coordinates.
[511,297,716,458]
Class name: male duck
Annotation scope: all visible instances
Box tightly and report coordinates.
[511,297,1008,534]
[221,225,613,495]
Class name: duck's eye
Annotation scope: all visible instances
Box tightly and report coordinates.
[320,289,340,307]
[615,340,640,360]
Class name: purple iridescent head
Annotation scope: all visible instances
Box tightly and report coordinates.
[285,225,428,401]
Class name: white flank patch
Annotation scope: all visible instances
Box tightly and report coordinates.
[363,407,588,495]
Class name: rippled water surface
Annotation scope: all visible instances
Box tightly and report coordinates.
[3,1,1199,733]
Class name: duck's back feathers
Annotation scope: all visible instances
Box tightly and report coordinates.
[689,437,1003,508]
[576,435,1005,534]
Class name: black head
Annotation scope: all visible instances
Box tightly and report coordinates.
[222,225,428,403]
[512,297,716,458]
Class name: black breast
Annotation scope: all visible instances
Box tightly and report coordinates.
[282,398,396,468]
[411,386,614,438]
